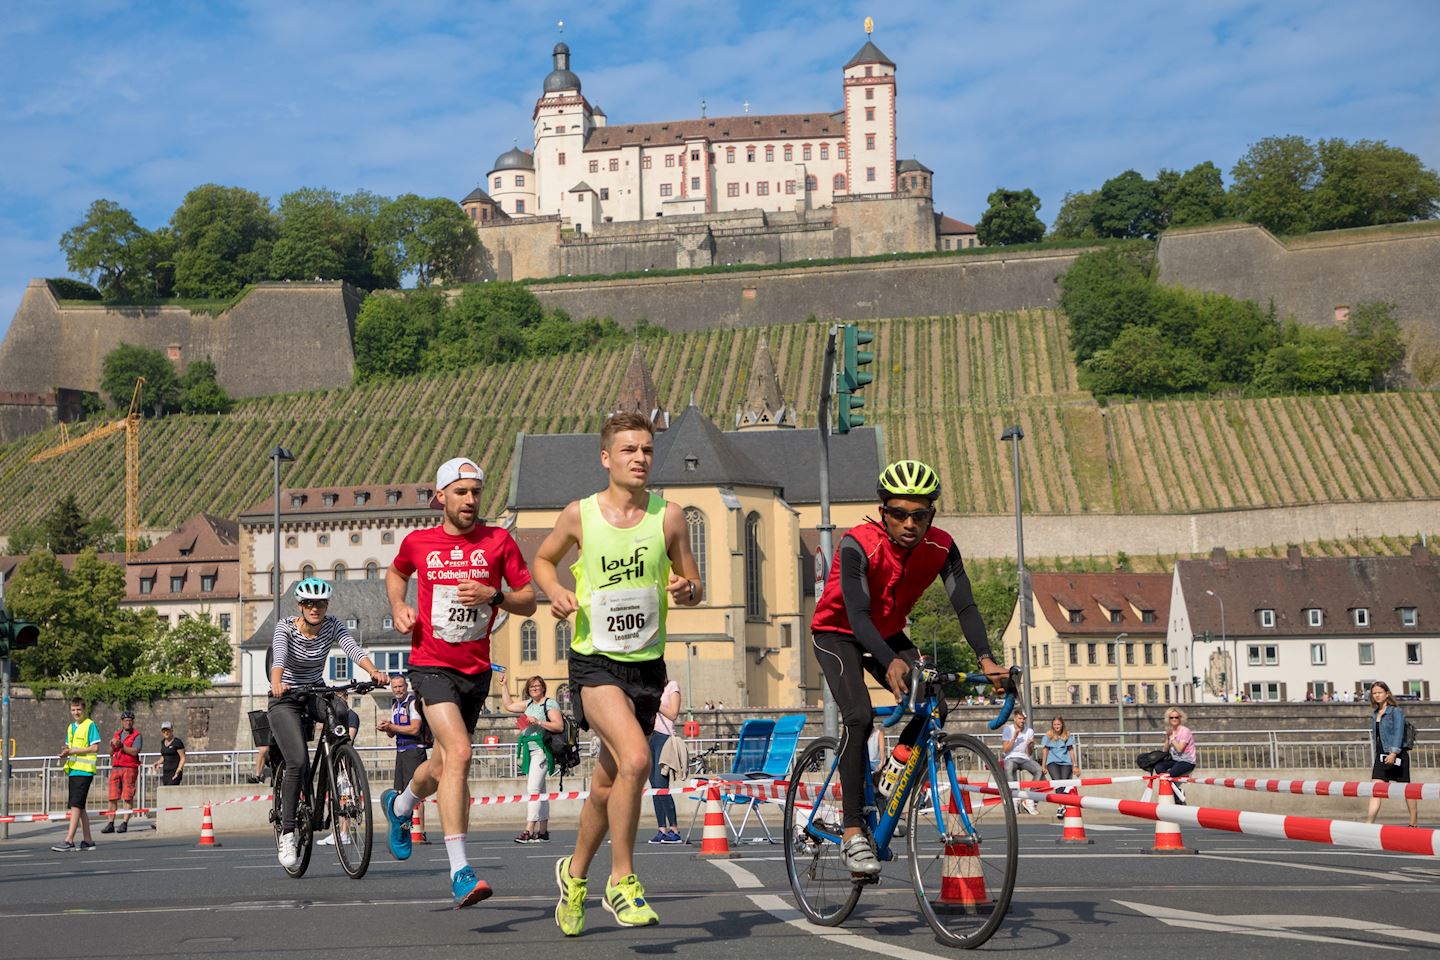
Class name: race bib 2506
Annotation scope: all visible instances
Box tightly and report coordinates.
[590,586,660,654]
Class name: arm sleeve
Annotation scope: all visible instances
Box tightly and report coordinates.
[939,543,995,660]
[837,536,899,666]
[337,626,368,666]
[271,621,290,673]
[391,536,416,576]
[88,724,101,746]
[132,734,143,754]
[501,534,533,588]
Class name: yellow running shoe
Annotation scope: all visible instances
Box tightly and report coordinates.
[603,874,659,927]
[554,856,587,937]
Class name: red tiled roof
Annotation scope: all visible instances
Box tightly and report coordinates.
[1031,572,1170,636]
[241,483,437,519]
[936,214,976,235]
[136,513,238,563]
[585,112,845,151]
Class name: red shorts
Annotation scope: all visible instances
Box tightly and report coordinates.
[108,767,137,802]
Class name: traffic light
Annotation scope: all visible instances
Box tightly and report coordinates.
[836,325,875,434]
[0,607,38,660]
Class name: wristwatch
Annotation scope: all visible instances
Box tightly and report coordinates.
[489,590,505,609]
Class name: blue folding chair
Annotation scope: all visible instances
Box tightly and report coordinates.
[685,718,773,842]
[687,715,808,843]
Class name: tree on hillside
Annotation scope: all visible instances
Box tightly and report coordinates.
[126,226,178,299]
[1161,161,1229,227]
[170,184,278,298]
[100,343,181,415]
[1049,191,1099,239]
[380,194,478,285]
[1344,301,1408,386]
[138,613,233,679]
[1229,136,1321,234]
[1082,325,1209,396]
[269,188,401,290]
[424,283,533,371]
[179,357,233,414]
[7,495,121,555]
[976,188,1045,246]
[1091,170,1164,239]
[1058,247,1156,362]
[59,200,148,299]
[352,288,445,382]
[1311,139,1440,231]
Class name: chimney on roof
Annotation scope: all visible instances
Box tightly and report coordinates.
[1285,544,1303,570]
[1413,542,1432,566]
[1209,547,1228,571]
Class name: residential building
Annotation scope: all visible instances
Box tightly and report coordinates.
[936,213,980,250]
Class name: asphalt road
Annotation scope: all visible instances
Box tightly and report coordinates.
[2,816,1437,959]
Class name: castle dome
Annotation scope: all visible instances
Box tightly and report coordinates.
[490,146,535,172]
[543,40,581,93]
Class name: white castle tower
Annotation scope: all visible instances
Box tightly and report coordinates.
[841,19,898,195]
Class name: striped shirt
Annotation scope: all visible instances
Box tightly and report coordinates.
[271,616,367,686]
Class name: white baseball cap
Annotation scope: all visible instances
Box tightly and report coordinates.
[430,457,484,508]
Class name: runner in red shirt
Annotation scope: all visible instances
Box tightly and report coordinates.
[381,456,536,908]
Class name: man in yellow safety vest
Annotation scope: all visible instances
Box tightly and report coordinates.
[52,697,100,852]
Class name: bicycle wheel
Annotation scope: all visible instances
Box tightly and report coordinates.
[330,744,373,879]
[272,768,313,879]
[906,732,1017,949]
[784,736,862,926]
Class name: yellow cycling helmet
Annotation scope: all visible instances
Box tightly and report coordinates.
[877,459,940,501]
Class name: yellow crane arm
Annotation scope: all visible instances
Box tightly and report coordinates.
[27,417,128,463]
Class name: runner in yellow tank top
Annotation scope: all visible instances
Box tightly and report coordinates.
[533,411,702,936]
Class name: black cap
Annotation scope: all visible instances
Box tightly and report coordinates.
[120,710,135,719]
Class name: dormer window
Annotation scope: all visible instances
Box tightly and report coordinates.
[386,489,401,504]
[1259,609,1276,629]
[1353,608,1370,628]
[1306,608,1323,628]
[1108,609,1123,624]
[322,493,338,507]
[170,574,185,592]
[290,494,306,508]
[354,491,370,506]
[1141,610,1156,624]
[1400,607,1418,628]
[345,617,359,631]
[417,488,432,504]
[1068,610,1082,625]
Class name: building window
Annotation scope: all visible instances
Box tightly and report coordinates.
[1068,643,1079,666]
[589,160,599,173]
[1108,609,1123,624]
[492,177,501,190]
[286,535,298,548]
[1260,608,1275,628]
[1404,680,1425,698]
[725,182,739,198]
[170,575,185,592]
[140,576,154,595]
[600,188,609,200]
[521,620,538,662]
[1141,610,1157,624]
[218,612,231,632]
[1087,684,1099,704]
[1310,643,1326,666]
[515,199,525,213]
[746,147,755,162]
[763,145,774,162]
[1086,643,1097,665]
[691,177,700,191]
[866,166,876,182]
[1400,607,1418,627]
[744,512,763,621]
[515,175,525,187]
[1105,643,1116,666]
[838,144,846,159]
[1068,609,1082,624]
[865,65,873,77]
[331,562,345,581]
[805,175,817,191]
[1124,643,1135,666]
[725,146,736,163]
[641,156,651,169]
[316,533,331,547]
[200,574,216,593]
[660,183,673,197]
[382,616,394,630]
[1407,642,1422,665]
[1069,687,1081,705]
[385,489,400,504]
[302,564,314,579]
[1042,644,1050,667]
[833,173,845,192]
[785,180,796,195]
[1353,607,1369,627]
[381,531,394,544]
[1359,642,1375,665]
[349,533,361,545]
[865,107,875,122]
[1143,643,1154,665]
[865,134,876,151]
[865,87,874,100]
[802,144,812,161]
[555,620,572,661]
[665,154,675,167]
[783,145,793,161]
[756,181,769,196]
[1247,682,1282,702]
[684,508,707,598]
[1306,608,1323,627]
[557,152,565,166]
[819,143,829,160]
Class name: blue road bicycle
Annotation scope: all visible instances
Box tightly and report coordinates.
[784,660,1020,948]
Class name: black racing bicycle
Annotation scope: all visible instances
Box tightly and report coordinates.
[268,680,379,879]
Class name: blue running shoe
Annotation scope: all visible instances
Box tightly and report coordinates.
[451,865,493,909]
[381,789,412,861]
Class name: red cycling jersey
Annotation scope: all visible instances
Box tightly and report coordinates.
[391,524,532,675]
[811,520,954,639]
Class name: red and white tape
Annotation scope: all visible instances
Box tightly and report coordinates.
[1187,776,1440,802]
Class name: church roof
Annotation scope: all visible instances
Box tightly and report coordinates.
[491,146,535,172]
[615,345,664,422]
[737,334,795,428]
[651,406,774,488]
[461,186,494,204]
[845,39,895,69]
[584,111,844,151]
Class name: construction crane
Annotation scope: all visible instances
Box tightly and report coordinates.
[28,378,145,562]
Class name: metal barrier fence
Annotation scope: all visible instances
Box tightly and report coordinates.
[5,728,1431,817]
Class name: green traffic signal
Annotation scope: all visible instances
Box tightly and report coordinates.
[0,607,39,660]
[836,326,875,434]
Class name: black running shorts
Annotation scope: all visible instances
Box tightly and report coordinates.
[409,666,491,735]
[67,773,94,810]
[568,650,667,736]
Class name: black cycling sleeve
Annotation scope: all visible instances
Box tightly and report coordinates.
[940,543,995,661]
[837,536,900,667]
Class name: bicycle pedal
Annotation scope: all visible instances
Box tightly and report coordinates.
[851,872,881,885]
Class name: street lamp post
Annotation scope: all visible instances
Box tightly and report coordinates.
[1206,589,1231,700]
[1000,426,1033,715]
[1112,632,1129,744]
[270,446,294,629]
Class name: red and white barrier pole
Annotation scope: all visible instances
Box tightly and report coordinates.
[1188,776,1440,802]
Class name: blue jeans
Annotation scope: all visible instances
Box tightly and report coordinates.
[649,731,677,828]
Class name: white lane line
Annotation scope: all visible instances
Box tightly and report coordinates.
[1199,853,1430,883]
[749,894,950,960]
[708,859,764,889]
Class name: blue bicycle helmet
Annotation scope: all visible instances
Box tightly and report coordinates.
[294,577,333,601]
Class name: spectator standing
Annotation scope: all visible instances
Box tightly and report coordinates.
[152,721,186,786]
[378,676,427,840]
[1040,716,1079,821]
[501,675,563,843]
[102,710,142,833]
[1365,680,1418,827]
[647,679,683,843]
[52,698,99,852]
[1153,708,1198,804]
[1000,709,1041,815]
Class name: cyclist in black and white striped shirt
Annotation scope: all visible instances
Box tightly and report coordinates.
[268,577,387,868]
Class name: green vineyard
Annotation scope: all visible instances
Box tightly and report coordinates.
[1,310,1438,534]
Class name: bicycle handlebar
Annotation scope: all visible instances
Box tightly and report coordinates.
[879,662,1020,731]
[280,679,386,698]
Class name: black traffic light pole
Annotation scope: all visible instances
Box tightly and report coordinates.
[816,326,839,739]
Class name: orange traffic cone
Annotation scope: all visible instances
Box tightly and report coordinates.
[937,781,992,911]
[195,801,222,848]
[1143,777,1195,854]
[695,784,737,859]
[1056,789,1093,844]
[411,801,429,845]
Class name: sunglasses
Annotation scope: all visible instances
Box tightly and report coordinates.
[882,505,935,523]
[299,599,329,609]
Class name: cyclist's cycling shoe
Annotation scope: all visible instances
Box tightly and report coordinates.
[381,788,412,861]
[604,874,659,927]
[277,832,299,868]
[451,865,493,908]
[840,833,881,875]
[554,855,588,936]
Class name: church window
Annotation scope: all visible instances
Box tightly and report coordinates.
[866,134,875,150]
[764,145,774,162]
[865,88,874,100]
[802,144,812,161]
[516,174,525,186]
[784,180,796,195]
[805,175,817,191]
[660,183,673,197]
[600,188,609,200]
[516,199,526,213]
[555,620,572,661]
[865,167,876,182]
[833,173,846,192]
[745,513,764,621]
[838,144,846,159]
[521,620,537,662]
[642,156,651,169]
[608,158,619,172]
[820,143,829,160]
[558,152,565,166]
[756,181,769,196]
[726,147,735,163]
[684,508,708,597]
[727,183,740,198]
[865,107,875,122]
[746,146,755,162]
[589,159,598,173]
[783,145,793,161]
[665,154,676,168]
[691,177,701,191]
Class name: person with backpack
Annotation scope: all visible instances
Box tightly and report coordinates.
[1365,680,1419,828]
[501,675,564,843]
[647,679,683,843]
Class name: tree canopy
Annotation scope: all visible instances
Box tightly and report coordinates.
[100,343,181,415]
[976,188,1046,246]
[6,495,121,556]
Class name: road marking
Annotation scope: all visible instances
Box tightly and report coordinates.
[708,859,763,888]
[1116,900,1440,948]
[749,894,950,960]
[1200,852,1430,883]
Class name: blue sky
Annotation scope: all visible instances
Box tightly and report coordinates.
[2,1,1437,336]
